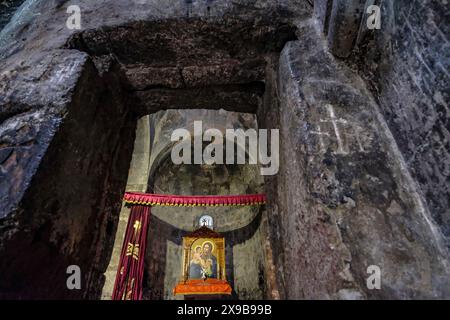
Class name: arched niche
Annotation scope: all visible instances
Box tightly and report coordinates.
[142,109,268,300]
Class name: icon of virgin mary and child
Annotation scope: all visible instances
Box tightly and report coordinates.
[189,241,217,279]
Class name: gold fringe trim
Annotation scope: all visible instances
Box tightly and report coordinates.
[124,200,266,207]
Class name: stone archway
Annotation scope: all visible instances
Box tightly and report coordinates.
[0,5,299,298]
[102,109,275,300]
[1,1,449,300]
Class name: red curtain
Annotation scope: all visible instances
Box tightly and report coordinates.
[124,192,266,207]
[112,205,150,300]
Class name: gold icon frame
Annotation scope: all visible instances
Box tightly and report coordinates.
[182,236,226,282]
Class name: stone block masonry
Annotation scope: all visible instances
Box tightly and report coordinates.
[0,0,448,299]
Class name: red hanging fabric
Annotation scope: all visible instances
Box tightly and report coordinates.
[123,192,266,207]
[112,192,266,300]
[112,205,150,300]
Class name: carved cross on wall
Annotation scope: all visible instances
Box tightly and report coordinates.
[311,104,349,155]
[321,104,348,155]
[310,125,330,152]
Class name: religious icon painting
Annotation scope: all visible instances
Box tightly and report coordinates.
[174,226,232,296]
[188,239,219,280]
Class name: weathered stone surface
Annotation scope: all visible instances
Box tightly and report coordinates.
[347,0,450,247]
[263,19,450,299]
[327,0,365,58]
[316,0,449,248]
[0,50,136,299]
[0,0,309,299]
[313,0,333,34]
[65,16,298,116]
[0,0,26,31]
[0,0,448,300]
[134,83,264,115]
[0,49,91,218]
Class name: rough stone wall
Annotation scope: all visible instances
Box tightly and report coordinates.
[0,0,308,299]
[1,0,449,300]
[260,18,450,299]
[314,0,450,247]
[352,0,450,244]
[0,55,136,299]
[0,0,26,30]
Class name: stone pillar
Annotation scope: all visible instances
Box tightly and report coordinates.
[326,0,366,57]
[101,115,151,299]
[271,19,450,299]
[313,0,333,35]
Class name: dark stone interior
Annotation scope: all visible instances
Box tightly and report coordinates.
[0,14,296,299]
[0,0,26,30]
[0,56,136,299]
[0,0,448,300]
[65,17,298,115]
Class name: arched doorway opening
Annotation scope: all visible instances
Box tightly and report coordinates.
[103,109,275,300]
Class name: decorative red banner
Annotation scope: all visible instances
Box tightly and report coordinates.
[112,205,150,300]
[123,192,266,207]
